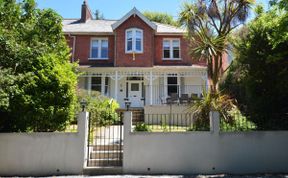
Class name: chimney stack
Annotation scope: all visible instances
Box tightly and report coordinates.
[80,0,93,23]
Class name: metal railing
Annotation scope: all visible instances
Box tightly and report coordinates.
[86,112,123,167]
[144,85,206,105]
[132,113,210,132]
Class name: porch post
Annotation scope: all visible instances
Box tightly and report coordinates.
[164,74,168,98]
[177,75,181,97]
[149,71,153,105]
[87,75,91,95]
[114,71,118,101]
[101,75,105,96]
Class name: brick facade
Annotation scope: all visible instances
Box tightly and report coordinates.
[65,15,208,67]
[114,15,154,67]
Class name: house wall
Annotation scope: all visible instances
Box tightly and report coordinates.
[114,15,154,67]
[66,35,115,66]
[0,113,89,176]
[123,112,288,174]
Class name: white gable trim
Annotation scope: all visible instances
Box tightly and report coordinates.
[112,7,157,30]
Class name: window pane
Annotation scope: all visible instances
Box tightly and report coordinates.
[91,77,101,92]
[92,40,99,47]
[101,40,108,58]
[136,30,142,39]
[168,77,177,85]
[127,31,132,39]
[168,85,178,96]
[126,30,133,51]
[164,50,170,58]
[136,39,141,51]
[172,40,180,48]
[173,49,180,58]
[91,40,99,58]
[163,40,170,58]
[127,40,132,51]
[163,40,170,48]
[131,83,139,91]
[92,77,101,84]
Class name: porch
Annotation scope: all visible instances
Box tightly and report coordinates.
[78,66,207,108]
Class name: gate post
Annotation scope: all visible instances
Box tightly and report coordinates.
[78,112,89,169]
[123,111,132,172]
[209,111,220,133]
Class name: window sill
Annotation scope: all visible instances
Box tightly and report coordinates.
[88,58,109,60]
[125,51,143,54]
[162,58,182,61]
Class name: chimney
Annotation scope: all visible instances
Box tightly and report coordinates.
[80,0,93,23]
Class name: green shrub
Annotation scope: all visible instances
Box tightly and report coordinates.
[134,122,151,132]
[77,90,120,127]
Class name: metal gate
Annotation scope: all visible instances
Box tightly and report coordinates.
[86,112,123,167]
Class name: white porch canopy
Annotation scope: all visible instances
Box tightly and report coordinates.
[78,65,208,107]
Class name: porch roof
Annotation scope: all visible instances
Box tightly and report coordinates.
[78,65,207,77]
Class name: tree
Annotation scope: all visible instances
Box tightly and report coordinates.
[143,11,180,27]
[94,9,104,20]
[179,0,254,92]
[221,2,288,129]
[0,0,78,132]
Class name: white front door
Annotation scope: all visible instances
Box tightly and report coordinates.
[128,81,143,107]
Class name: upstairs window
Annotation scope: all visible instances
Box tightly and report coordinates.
[163,39,180,59]
[125,28,143,53]
[90,38,108,59]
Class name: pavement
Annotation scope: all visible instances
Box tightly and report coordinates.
[9,175,288,178]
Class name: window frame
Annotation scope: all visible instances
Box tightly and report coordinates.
[89,38,109,60]
[125,28,143,54]
[162,38,181,60]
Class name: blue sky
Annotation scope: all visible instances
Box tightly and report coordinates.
[35,0,270,20]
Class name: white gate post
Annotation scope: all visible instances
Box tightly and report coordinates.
[78,112,89,169]
[209,111,220,133]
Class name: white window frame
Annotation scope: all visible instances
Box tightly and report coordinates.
[162,38,181,60]
[125,28,143,53]
[89,38,109,60]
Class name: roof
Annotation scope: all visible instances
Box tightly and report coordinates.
[62,8,186,35]
[63,19,116,34]
[111,7,157,30]
[63,19,186,35]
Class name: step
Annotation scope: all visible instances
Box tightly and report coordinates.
[90,151,123,159]
[83,167,123,175]
[87,159,122,167]
[91,144,123,151]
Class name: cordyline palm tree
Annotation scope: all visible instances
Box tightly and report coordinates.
[179,0,254,93]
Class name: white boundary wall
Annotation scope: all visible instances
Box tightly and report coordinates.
[0,112,89,176]
[123,112,288,174]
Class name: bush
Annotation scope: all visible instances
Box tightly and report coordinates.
[134,122,151,132]
[77,90,120,127]
[0,1,77,132]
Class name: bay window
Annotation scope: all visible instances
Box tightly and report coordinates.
[125,28,143,53]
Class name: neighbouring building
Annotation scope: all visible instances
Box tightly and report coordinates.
[63,1,210,109]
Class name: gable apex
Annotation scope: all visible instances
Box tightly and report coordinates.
[112,8,157,30]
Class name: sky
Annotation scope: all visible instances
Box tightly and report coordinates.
[35,0,270,20]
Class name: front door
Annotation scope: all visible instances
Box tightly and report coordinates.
[128,81,143,107]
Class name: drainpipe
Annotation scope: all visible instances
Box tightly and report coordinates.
[69,34,76,62]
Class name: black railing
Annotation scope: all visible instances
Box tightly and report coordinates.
[86,112,123,167]
[132,113,210,132]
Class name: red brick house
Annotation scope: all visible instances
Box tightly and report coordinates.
[63,1,209,109]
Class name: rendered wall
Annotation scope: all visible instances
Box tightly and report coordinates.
[0,112,89,176]
[123,112,288,174]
